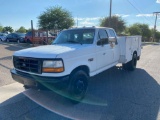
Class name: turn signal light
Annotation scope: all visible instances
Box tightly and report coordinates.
[42,67,64,73]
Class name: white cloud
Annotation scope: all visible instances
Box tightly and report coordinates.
[156,26,160,31]
[74,17,101,21]
[74,15,130,23]
[115,14,130,18]
[115,14,121,17]
[149,25,154,29]
[80,20,95,26]
[74,17,101,27]
[122,15,130,18]
[74,17,100,27]
[136,14,153,17]
[156,0,160,3]
[149,25,160,32]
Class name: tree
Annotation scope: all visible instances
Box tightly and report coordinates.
[128,24,142,35]
[2,26,14,33]
[16,26,26,33]
[0,25,3,32]
[38,6,74,30]
[26,28,32,32]
[139,24,151,40]
[100,16,126,34]
[127,23,151,41]
[155,31,160,42]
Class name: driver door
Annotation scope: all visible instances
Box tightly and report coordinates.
[96,29,114,70]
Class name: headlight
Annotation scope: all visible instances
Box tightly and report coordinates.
[42,60,64,73]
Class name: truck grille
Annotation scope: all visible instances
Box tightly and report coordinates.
[13,56,42,74]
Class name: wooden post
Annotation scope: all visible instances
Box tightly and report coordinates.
[31,20,34,46]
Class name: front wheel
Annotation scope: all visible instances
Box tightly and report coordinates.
[68,70,88,103]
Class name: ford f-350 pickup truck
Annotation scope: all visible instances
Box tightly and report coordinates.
[11,27,141,102]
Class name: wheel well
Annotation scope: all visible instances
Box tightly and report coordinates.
[70,65,90,77]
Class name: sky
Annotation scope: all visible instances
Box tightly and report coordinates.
[0,0,160,31]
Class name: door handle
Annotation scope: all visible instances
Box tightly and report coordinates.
[103,53,106,55]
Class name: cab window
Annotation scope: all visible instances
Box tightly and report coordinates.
[108,29,118,44]
[97,29,108,45]
[109,29,116,37]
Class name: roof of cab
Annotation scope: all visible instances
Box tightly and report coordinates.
[67,26,113,30]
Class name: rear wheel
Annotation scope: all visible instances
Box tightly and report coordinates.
[122,63,128,70]
[122,53,137,71]
[67,70,88,103]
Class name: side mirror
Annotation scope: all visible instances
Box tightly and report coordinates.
[109,37,118,44]
[109,37,116,43]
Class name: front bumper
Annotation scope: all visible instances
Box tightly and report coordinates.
[11,69,70,89]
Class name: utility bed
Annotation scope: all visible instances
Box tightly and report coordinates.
[118,36,142,63]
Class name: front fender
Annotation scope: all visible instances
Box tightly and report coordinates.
[64,59,91,76]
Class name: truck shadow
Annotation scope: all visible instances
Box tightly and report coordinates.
[0,67,159,120]
[88,67,160,120]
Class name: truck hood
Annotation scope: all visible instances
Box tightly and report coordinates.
[14,44,92,58]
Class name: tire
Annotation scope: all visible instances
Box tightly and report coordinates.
[6,39,10,42]
[17,39,20,44]
[27,39,32,44]
[67,70,88,103]
[0,38,2,41]
[122,63,128,70]
[122,53,137,71]
[43,40,47,45]
[23,85,30,90]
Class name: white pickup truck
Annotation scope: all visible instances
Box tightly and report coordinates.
[11,27,141,102]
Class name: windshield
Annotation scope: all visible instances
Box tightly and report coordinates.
[53,29,95,44]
